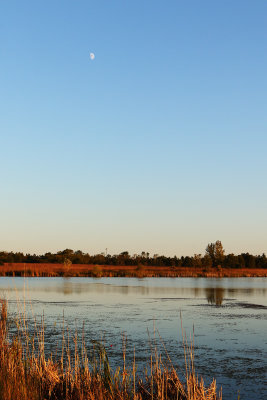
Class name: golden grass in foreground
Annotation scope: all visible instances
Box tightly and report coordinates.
[0,301,222,400]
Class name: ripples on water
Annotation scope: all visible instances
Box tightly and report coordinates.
[0,277,266,400]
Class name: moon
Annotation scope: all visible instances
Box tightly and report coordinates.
[89,52,95,60]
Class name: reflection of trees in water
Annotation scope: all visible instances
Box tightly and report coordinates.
[205,287,225,306]
[62,279,83,295]
[7,278,266,301]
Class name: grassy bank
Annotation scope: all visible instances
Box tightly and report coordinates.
[0,300,222,400]
[0,263,266,278]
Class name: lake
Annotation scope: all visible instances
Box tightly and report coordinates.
[0,277,266,400]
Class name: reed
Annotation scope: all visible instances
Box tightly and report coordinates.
[0,300,222,400]
[0,262,266,278]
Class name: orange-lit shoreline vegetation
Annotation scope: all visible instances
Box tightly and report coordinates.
[0,263,266,278]
[1,241,266,278]
[0,300,222,400]
[1,241,267,271]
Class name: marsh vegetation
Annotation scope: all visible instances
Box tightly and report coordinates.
[0,300,221,400]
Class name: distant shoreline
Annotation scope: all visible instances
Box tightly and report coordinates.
[0,263,266,278]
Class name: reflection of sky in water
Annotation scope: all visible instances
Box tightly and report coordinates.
[0,277,266,400]
[0,277,266,305]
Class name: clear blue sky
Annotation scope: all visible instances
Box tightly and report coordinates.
[1,0,266,256]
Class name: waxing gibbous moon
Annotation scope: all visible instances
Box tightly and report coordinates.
[89,52,95,60]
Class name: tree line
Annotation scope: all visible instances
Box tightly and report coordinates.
[0,241,266,269]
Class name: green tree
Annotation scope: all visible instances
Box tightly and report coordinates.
[202,254,212,268]
[192,254,202,268]
[205,240,225,267]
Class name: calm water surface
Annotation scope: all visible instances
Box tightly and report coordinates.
[0,277,266,400]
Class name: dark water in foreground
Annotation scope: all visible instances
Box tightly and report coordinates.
[0,277,266,400]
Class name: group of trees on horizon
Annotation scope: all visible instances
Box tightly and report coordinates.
[0,241,266,269]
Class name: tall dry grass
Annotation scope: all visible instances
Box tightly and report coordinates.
[0,300,222,400]
[0,262,266,278]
